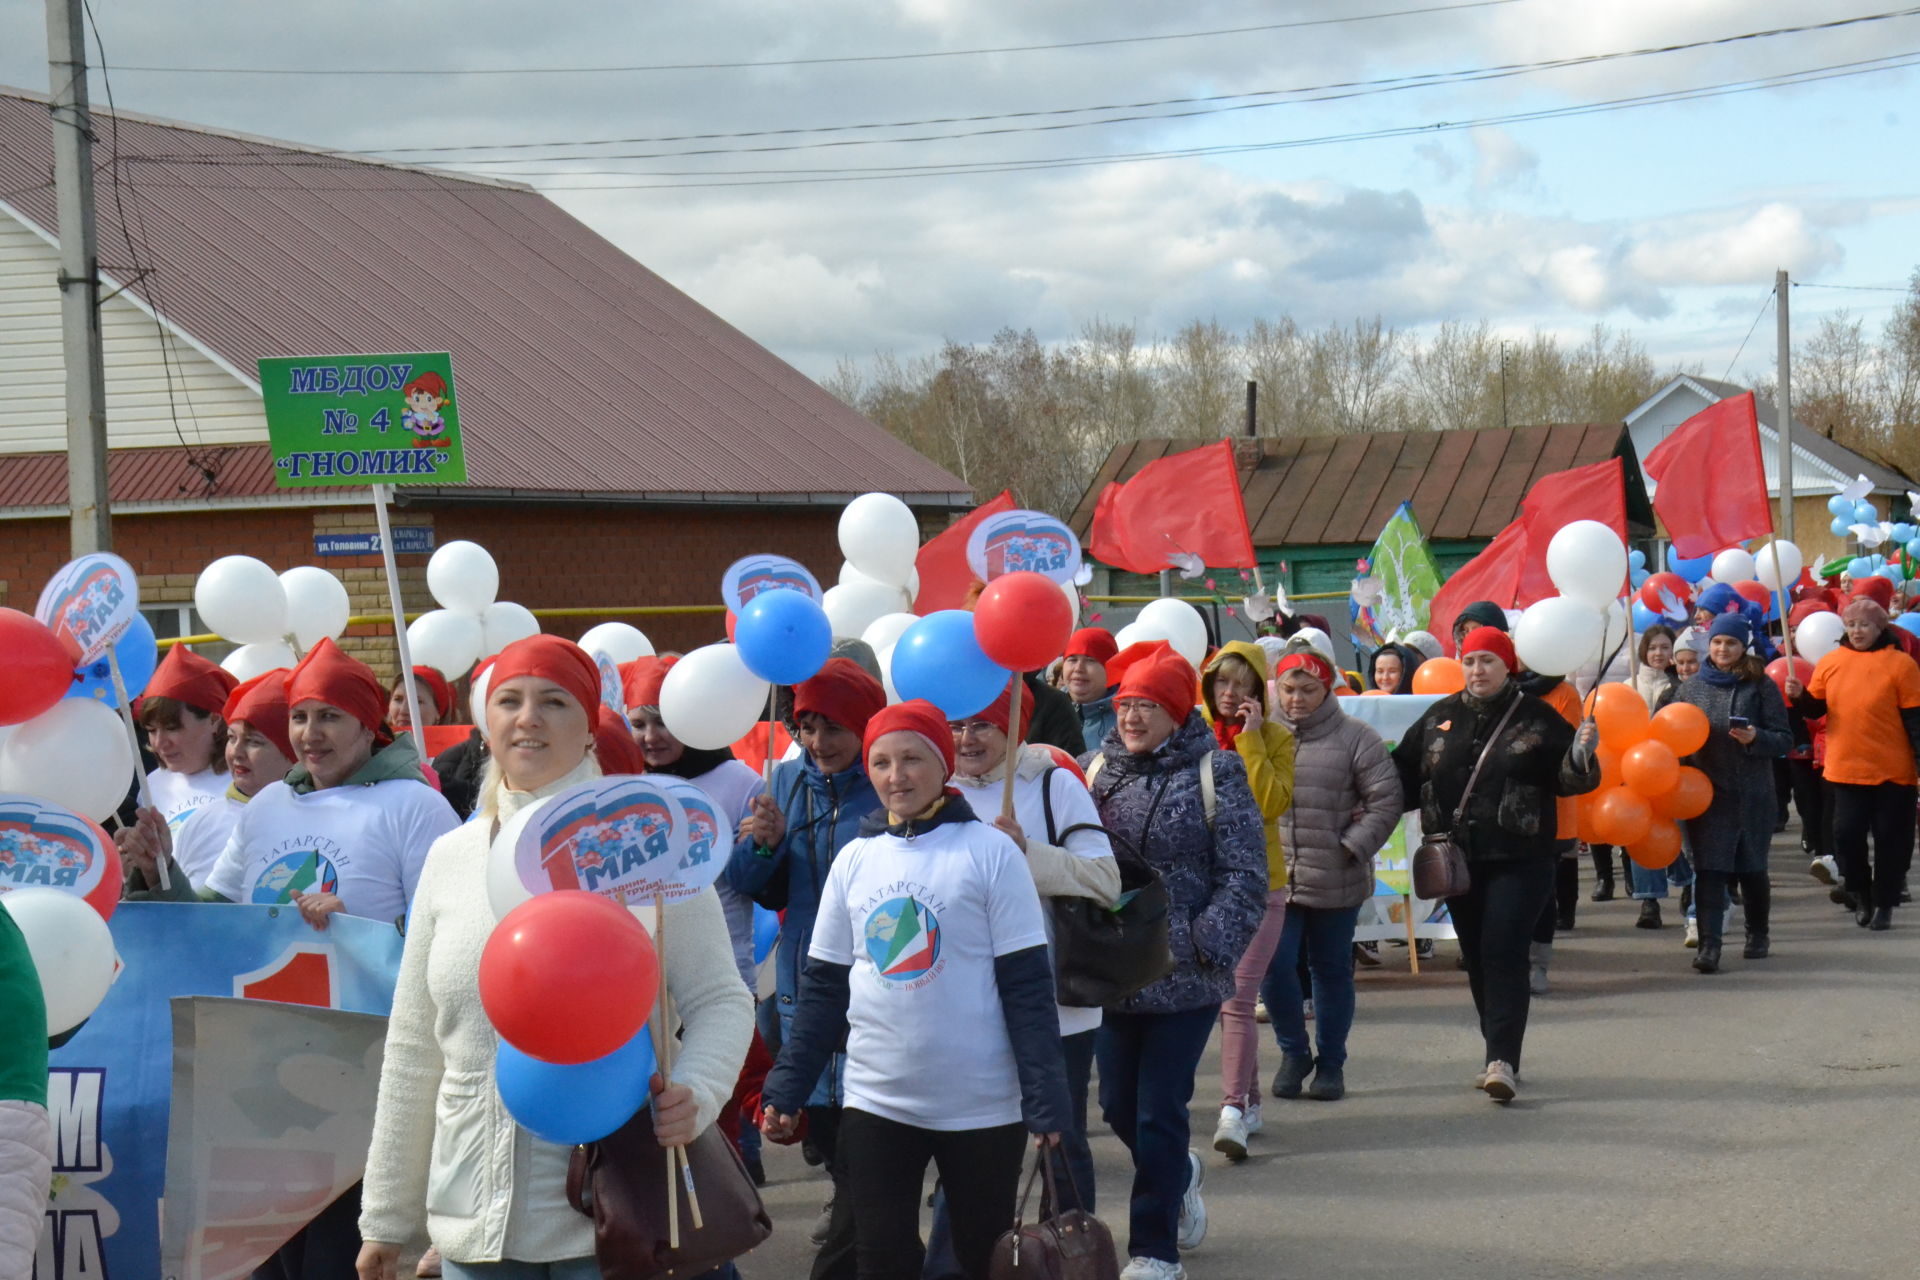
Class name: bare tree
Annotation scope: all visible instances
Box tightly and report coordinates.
[1406,319,1497,430]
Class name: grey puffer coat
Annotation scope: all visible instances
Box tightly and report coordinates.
[1277,697,1403,910]
[1083,711,1269,1015]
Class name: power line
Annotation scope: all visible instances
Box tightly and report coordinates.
[1791,280,1912,292]
[1723,287,1777,382]
[107,0,1522,77]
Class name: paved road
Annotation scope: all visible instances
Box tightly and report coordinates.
[739,827,1920,1279]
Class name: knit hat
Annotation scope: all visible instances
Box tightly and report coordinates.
[1674,628,1705,654]
[1456,601,1510,634]
[221,670,292,760]
[1401,630,1445,661]
[1850,576,1896,610]
[593,706,646,776]
[287,638,387,734]
[863,699,955,780]
[1115,641,1197,723]
[397,666,455,722]
[793,657,887,736]
[1695,582,1740,616]
[976,681,1034,742]
[1460,626,1517,673]
[1706,612,1752,649]
[1842,595,1890,630]
[142,644,238,717]
[490,635,602,722]
[1063,627,1119,683]
[619,655,679,711]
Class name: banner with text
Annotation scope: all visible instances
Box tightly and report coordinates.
[259,352,465,487]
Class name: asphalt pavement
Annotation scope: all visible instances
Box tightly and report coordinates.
[739,825,1920,1279]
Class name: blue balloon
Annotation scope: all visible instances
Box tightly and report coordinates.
[496,1025,655,1145]
[1855,500,1879,525]
[65,612,158,706]
[1829,494,1855,516]
[1897,614,1920,638]
[1832,516,1855,538]
[891,610,1011,719]
[1893,524,1916,545]
[1631,601,1660,631]
[1885,565,1906,586]
[1630,568,1650,590]
[1849,557,1873,579]
[1627,549,1647,571]
[753,904,780,966]
[1907,538,1920,560]
[1666,545,1714,583]
[734,589,833,685]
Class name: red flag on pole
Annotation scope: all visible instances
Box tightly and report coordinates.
[1642,392,1774,558]
[1515,457,1628,607]
[1088,441,1256,574]
[913,489,1016,615]
[1429,518,1526,655]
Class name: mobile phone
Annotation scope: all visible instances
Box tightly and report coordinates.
[1728,715,1751,730]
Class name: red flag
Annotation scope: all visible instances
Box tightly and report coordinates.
[1430,518,1526,655]
[1088,441,1256,574]
[1642,392,1774,558]
[1515,458,1628,607]
[913,489,1016,616]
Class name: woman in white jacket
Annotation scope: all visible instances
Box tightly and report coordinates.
[357,636,753,1280]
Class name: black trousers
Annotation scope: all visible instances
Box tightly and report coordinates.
[1830,781,1918,909]
[1448,857,1557,1071]
[1588,843,1629,885]
[808,1106,857,1280]
[840,1107,1026,1280]
[1787,760,1828,859]
[1695,869,1770,945]
[1532,845,1579,944]
[251,1183,361,1280]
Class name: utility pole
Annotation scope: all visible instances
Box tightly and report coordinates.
[1499,341,1509,429]
[46,0,112,554]
[1244,379,1257,437]
[1775,269,1794,543]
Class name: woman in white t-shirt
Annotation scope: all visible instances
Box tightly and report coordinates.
[948,682,1117,1214]
[762,699,1072,1280]
[132,644,238,836]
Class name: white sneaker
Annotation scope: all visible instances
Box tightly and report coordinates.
[1212,1105,1250,1161]
[1810,855,1839,885]
[1176,1149,1207,1250]
[1121,1258,1186,1280]
[1243,1102,1263,1136]
[1684,917,1699,949]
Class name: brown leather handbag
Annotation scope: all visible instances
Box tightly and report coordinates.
[987,1147,1120,1280]
[565,1103,772,1280]
[1411,692,1522,901]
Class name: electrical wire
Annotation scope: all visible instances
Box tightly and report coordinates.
[1723,287,1777,382]
[1791,281,1912,292]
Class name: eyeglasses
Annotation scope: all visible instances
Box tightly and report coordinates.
[947,721,999,739]
[1114,700,1161,720]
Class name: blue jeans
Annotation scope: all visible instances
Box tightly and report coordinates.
[1630,850,1696,916]
[443,1260,601,1280]
[1097,1005,1218,1265]
[1261,902,1361,1069]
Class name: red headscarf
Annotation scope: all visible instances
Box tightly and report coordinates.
[397,665,455,722]
[1115,641,1197,723]
[222,670,292,760]
[620,655,679,711]
[288,638,388,734]
[793,658,887,736]
[594,706,646,776]
[863,699,956,780]
[143,644,238,717]
[490,635,602,720]
[1274,650,1335,688]
[1064,627,1119,682]
[976,681,1034,742]
[1460,626,1517,674]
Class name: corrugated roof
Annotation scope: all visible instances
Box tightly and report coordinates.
[1069,424,1653,548]
[0,87,969,504]
[0,443,365,515]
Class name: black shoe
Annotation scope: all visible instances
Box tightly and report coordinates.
[1635,899,1663,929]
[1307,1061,1346,1101]
[744,1152,767,1187]
[1591,877,1615,903]
[1856,902,1875,928]
[1555,911,1576,932]
[1870,906,1894,931]
[1744,933,1770,959]
[1272,1052,1314,1099]
[1692,940,1722,973]
[1831,887,1853,906]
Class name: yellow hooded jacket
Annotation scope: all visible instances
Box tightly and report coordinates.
[1201,640,1296,889]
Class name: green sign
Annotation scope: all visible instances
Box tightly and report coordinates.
[258,352,466,488]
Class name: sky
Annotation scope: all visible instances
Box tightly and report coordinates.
[3,0,1917,384]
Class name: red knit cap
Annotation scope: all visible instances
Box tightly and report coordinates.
[1273,651,1335,687]
[976,680,1034,742]
[793,657,887,736]
[490,635,602,721]
[397,665,454,722]
[1115,641,1197,723]
[863,699,956,780]
[222,669,292,760]
[1850,576,1896,610]
[1064,627,1119,673]
[619,655,679,711]
[1460,625,1517,673]
[288,638,387,734]
[144,644,238,717]
[594,706,646,776]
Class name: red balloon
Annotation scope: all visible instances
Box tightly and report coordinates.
[1040,744,1087,783]
[1765,656,1813,699]
[480,891,659,1064]
[973,572,1074,672]
[724,609,738,643]
[1638,572,1693,619]
[0,608,78,726]
[1732,580,1772,611]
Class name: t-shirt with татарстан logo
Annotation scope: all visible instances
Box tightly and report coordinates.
[808,816,1048,1132]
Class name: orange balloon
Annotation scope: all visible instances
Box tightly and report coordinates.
[1620,739,1681,796]
[1590,682,1650,747]
[1649,702,1710,756]
[1412,657,1465,695]
[1596,745,1624,791]
[1626,819,1684,869]
[1575,793,1605,844]
[1650,766,1713,820]
[1591,786,1653,847]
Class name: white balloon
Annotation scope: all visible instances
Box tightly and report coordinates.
[1059,578,1081,629]
[823,580,903,641]
[1113,621,1148,650]
[907,567,922,603]
[1753,540,1805,593]
[486,796,551,922]
[4,887,117,1035]
[861,612,919,655]
[427,540,501,615]
[479,601,540,659]
[195,556,289,646]
[877,642,903,704]
[1545,520,1627,609]
[470,659,495,735]
[1710,547,1757,584]
[1134,598,1209,668]
[278,566,351,650]
[578,622,655,666]
[222,641,297,682]
[407,609,484,679]
[659,644,772,751]
[1598,600,1630,662]
[1513,596,1606,677]
[0,699,135,822]
[1795,610,1846,662]
[838,493,920,587]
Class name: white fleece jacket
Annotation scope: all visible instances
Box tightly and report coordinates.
[358,758,754,1264]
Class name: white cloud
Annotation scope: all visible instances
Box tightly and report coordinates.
[1626,203,1844,286]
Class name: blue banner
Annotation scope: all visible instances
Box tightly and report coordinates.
[40,903,403,1280]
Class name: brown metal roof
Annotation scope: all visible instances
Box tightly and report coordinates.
[0,88,969,505]
[0,444,365,514]
[1069,424,1652,548]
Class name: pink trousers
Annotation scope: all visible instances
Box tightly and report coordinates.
[1219,887,1287,1109]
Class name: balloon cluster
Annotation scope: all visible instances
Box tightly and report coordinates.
[195,556,353,678]
[892,570,1076,718]
[1114,598,1209,670]
[826,493,922,641]
[1578,685,1713,867]
[407,542,541,680]
[1511,521,1627,677]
